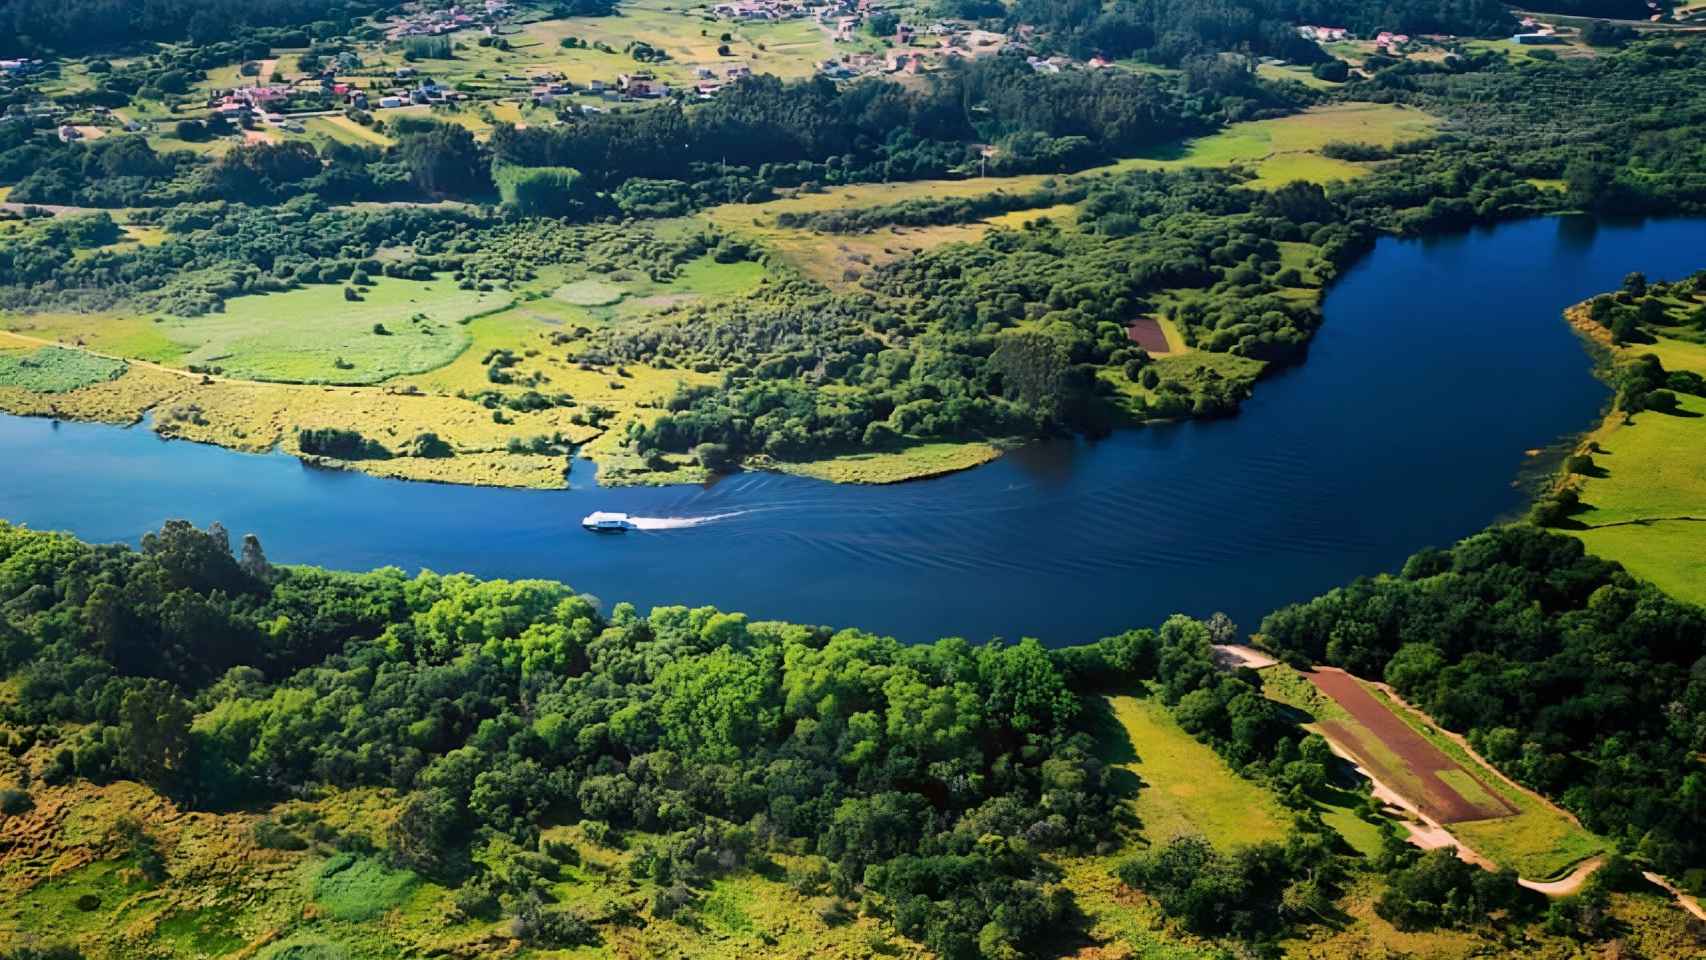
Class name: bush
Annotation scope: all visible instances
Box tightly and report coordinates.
[407,432,453,458]
[1311,59,1349,83]
[0,788,33,815]
[253,818,308,850]
[297,428,390,460]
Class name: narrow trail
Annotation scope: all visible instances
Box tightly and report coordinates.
[1575,514,1706,529]
[1644,872,1706,922]
[1519,857,1605,897]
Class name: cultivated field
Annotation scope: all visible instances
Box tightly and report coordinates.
[1126,317,1172,353]
[1282,666,1606,879]
[1308,668,1515,824]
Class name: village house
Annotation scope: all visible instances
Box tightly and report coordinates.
[711,0,805,20]
[234,85,289,107]
[1374,31,1411,49]
[726,64,753,79]
[57,124,80,143]
[886,52,924,74]
[618,72,665,97]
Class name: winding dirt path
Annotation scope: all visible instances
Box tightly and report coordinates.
[1520,856,1605,897]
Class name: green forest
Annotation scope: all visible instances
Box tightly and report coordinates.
[5,3,1706,956]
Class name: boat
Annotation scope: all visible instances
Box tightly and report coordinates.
[581,511,634,532]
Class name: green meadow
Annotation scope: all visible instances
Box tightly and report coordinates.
[1090,692,1292,851]
[158,276,503,384]
[1569,336,1706,604]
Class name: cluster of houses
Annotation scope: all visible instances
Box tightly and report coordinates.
[713,0,873,26]
[1296,25,1412,51]
[710,0,809,20]
[813,16,1006,81]
[1296,25,1348,41]
[0,58,46,80]
[385,0,510,40]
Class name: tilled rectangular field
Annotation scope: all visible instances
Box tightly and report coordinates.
[1126,317,1170,353]
[1309,668,1517,824]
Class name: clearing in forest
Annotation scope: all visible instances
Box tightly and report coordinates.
[1088,692,1290,850]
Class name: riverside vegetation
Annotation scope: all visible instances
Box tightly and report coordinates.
[5,7,1706,486]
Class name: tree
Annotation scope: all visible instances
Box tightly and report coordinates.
[1311,59,1349,83]
[117,680,192,792]
[388,787,468,881]
[867,12,899,36]
[238,534,272,581]
[399,125,489,197]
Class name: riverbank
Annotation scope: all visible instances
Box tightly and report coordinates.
[1543,289,1706,605]
[0,103,1440,492]
[0,216,1696,644]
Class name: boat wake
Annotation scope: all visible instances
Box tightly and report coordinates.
[626,512,743,530]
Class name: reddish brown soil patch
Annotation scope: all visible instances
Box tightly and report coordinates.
[1309,668,1517,824]
[1126,317,1169,353]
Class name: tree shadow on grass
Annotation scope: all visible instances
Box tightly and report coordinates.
[1078,694,1146,836]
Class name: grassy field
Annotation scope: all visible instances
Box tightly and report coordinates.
[763,440,1004,484]
[1566,335,1706,604]
[160,277,499,384]
[1573,520,1706,604]
[1089,692,1292,851]
[1125,102,1441,187]
[0,346,126,393]
[0,768,928,960]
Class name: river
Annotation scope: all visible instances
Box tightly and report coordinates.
[2,215,1702,643]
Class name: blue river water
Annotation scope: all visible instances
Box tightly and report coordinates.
[1,215,1702,644]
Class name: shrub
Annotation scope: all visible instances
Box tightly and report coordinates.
[0,788,33,815]
[253,819,307,850]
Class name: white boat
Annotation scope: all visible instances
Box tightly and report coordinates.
[582,511,634,532]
